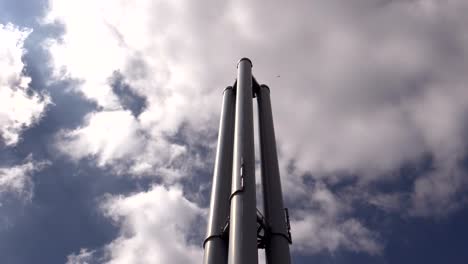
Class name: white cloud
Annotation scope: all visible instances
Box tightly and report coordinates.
[46,0,220,179]
[410,161,468,217]
[56,110,145,166]
[66,185,204,264]
[66,249,96,264]
[291,183,382,255]
[0,157,49,202]
[55,110,194,180]
[368,193,407,214]
[267,1,468,180]
[0,23,50,146]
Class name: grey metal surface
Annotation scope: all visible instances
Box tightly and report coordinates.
[257,84,291,264]
[228,58,258,264]
[204,86,236,264]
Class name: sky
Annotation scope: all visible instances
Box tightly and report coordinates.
[1,0,468,263]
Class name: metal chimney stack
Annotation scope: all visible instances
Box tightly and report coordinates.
[203,58,292,264]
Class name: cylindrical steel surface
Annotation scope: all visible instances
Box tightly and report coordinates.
[204,86,236,264]
[257,84,291,264]
[228,58,258,264]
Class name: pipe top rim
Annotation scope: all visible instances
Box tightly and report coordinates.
[223,86,233,93]
[237,57,253,68]
[260,84,270,92]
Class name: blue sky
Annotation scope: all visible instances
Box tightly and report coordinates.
[1,0,468,263]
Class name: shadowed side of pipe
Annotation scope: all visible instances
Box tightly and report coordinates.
[257,84,291,264]
[228,58,258,264]
[203,86,236,264]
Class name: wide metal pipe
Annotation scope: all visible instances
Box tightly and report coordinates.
[257,84,291,264]
[228,58,258,264]
[204,86,236,264]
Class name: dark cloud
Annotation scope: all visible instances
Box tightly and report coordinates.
[109,71,147,117]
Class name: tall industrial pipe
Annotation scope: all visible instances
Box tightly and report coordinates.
[257,84,291,264]
[203,86,236,264]
[228,58,258,264]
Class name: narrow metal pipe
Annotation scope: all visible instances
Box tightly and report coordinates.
[257,84,291,264]
[228,58,258,264]
[204,86,236,264]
